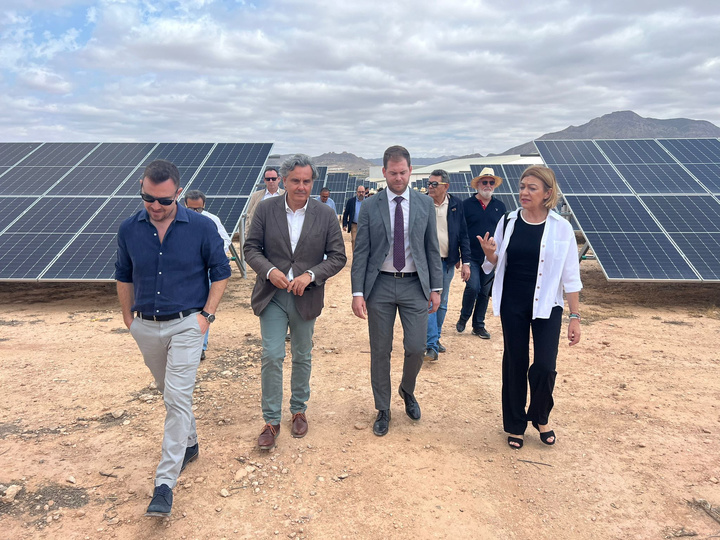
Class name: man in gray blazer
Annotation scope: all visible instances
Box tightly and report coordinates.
[244,155,346,450]
[351,145,442,436]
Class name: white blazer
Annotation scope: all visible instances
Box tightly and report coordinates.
[482,209,582,319]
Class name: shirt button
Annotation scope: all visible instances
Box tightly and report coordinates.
[540,259,544,262]
[159,271,162,274]
[535,298,539,301]
[157,291,160,294]
[159,252,163,255]
[156,310,160,313]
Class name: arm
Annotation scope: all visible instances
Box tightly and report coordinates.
[350,201,372,319]
[457,204,472,282]
[566,291,581,346]
[481,216,505,272]
[342,199,351,231]
[196,277,230,333]
[116,281,135,329]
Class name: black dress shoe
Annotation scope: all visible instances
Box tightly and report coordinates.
[145,484,173,517]
[456,319,467,333]
[373,410,391,436]
[398,385,421,421]
[423,348,438,362]
[180,443,198,472]
[437,341,446,353]
[472,328,491,339]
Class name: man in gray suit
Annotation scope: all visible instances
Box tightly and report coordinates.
[244,154,346,450]
[351,145,442,436]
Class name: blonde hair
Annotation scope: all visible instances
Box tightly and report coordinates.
[520,166,559,209]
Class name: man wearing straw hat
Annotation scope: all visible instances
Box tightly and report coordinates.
[456,167,506,339]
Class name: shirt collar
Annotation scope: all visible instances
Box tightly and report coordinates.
[389,185,411,201]
[284,194,309,214]
[137,201,187,222]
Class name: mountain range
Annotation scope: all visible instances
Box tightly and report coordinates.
[268,111,720,174]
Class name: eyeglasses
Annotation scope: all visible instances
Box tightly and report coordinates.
[189,206,205,213]
[264,177,279,181]
[141,193,176,206]
[481,179,495,186]
[428,181,448,188]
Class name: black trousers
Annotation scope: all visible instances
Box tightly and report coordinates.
[500,278,562,435]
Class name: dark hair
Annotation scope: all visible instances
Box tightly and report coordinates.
[264,166,279,178]
[280,154,318,180]
[429,169,450,183]
[184,189,206,204]
[383,145,411,169]
[320,187,330,194]
[143,159,180,188]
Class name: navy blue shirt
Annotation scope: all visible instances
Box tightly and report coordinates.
[115,204,232,316]
[463,195,507,261]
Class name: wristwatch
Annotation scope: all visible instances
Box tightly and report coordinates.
[200,310,216,323]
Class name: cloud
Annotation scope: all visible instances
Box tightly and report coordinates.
[0,0,718,157]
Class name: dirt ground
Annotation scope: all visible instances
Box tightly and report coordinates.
[1,233,719,540]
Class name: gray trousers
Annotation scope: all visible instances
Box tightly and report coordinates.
[129,313,203,488]
[259,289,316,424]
[366,274,428,411]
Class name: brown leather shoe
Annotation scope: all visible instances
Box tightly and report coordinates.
[258,423,280,450]
[290,412,308,438]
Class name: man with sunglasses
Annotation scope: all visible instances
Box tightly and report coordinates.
[116,160,231,518]
[342,185,366,252]
[424,170,471,362]
[457,167,506,339]
[184,190,231,360]
[245,166,284,238]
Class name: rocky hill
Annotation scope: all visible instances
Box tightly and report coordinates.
[267,151,373,174]
[501,110,720,155]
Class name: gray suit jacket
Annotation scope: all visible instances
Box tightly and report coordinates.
[244,195,347,320]
[245,188,285,238]
[351,188,442,301]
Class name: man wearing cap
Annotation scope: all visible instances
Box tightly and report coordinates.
[116,160,231,517]
[245,166,285,238]
[342,185,365,252]
[457,167,506,339]
[423,169,471,362]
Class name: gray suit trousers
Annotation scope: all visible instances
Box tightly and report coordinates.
[366,273,428,410]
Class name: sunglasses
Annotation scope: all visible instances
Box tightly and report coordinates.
[428,181,448,188]
[264,177,279,181]
[188,206,205,213]
[481,179,495,186]
[141,192,176,206]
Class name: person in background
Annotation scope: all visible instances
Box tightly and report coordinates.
[457,168,506,339]
[479,166,581,450]
[184,189,231,361]
[424,169,471,362]
[342,185,366,252]
[316,187,337,214]
[245,167,284,238]
[116,160,231,517]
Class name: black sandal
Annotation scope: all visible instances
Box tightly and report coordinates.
[532,421,556,445]
[507,436,524,449]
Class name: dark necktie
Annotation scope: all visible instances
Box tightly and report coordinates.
[393,196,405,271]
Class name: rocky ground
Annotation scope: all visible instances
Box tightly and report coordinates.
[1,234,720,539]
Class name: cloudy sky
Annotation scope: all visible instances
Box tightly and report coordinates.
[1,0,718,157]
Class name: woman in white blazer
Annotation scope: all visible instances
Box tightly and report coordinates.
[479,166,582,449]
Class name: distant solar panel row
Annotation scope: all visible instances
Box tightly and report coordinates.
[536,139,720,282]
[0,142,272,281]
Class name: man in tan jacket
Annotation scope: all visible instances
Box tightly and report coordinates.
[245,166,285,237]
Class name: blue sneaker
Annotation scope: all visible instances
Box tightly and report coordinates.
[145,484,173,517]
[181,443,199,472]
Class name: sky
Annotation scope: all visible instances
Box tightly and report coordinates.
[1,0,719,158]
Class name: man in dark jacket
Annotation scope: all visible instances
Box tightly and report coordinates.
[342,185,365,252]
[457,167,506,339]
[424,169,471,361]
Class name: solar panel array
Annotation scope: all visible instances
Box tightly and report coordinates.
[326,172,350,211]
[535,139,720,282]
[0,142,272,281]
[310,166,328,196]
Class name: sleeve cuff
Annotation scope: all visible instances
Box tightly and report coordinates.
[266,266,277,279]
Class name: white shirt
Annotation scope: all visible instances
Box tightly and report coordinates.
[263,189,282,201]
[265,196,315,283]
[434,195,449,258]
[200,210,231,253]
[380,185,417,273]
[482,209,582,319]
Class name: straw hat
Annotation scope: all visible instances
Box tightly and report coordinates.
[471,167,503,190]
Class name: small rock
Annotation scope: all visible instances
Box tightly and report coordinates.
[354,423,365,430]
[281,468,289,474]
[703,428,712,434]
[76,510,86,517]
[111,409,125,419]
[235,469,248,481]
[216,507,222,512]
[107,517,119,525]
[330,304,337,308]
[3,485,21,502]
[245,465,256,473]
[711,477,719,484]
[122,420,130,425]
[196,477,205,483]
[220,489,230,498]
[295,458,303,465]
[67,476,76,484]
[338,473,349,480]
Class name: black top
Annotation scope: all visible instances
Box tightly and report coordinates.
[463,195,506,261]
[505,212,546,284]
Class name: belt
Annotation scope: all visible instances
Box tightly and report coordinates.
[137,308,202,322]
[380,271,419,278]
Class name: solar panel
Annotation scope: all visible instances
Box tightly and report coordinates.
[537,138,720,281]
[0,141,273,281]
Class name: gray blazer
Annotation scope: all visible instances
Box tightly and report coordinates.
[351,188,442,301]
[244,195,346,320]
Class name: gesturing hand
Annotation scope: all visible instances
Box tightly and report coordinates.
[478,232,497,259]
